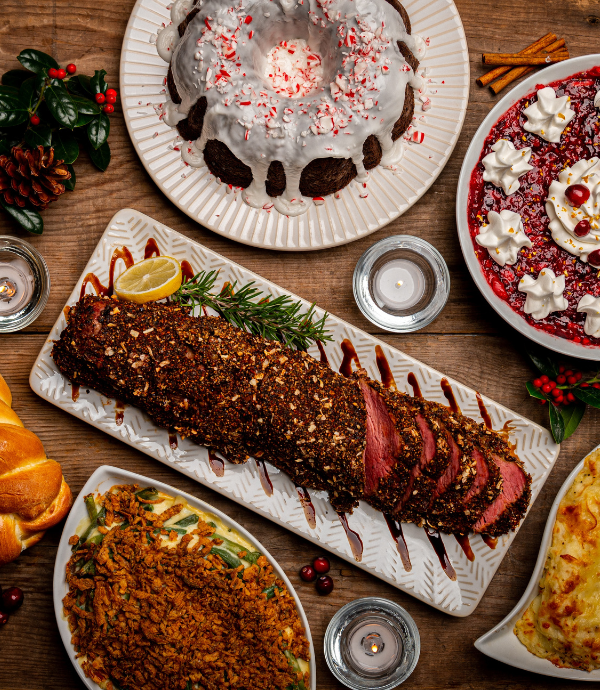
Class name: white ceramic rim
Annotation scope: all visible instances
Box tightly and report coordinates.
[456,54,600,361]
[119,0,470,251]
[474,443,600,681]
[53,464,317,690]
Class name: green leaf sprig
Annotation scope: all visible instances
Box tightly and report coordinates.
[0,49,115,233]
[525,348,600,443]
[172,270,332,351]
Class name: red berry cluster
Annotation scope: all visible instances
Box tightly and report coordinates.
[0,585,24,626]
[532,365,587,406]
[299,556,334,595]
[95,88,118,114]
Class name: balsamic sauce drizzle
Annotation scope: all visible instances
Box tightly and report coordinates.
[384,513,412,571]
[375,345,396,390]
[425,527,457,580]
[115,400,125,426]
[476,393,493,430]
[296,486,317,529]
[316,340,329,365]
[455,533,475,562]
[256,458,273,497]
[168,430,178,450]
[71,384,80,402]
[440,378,461,415]
[208,450,225,478]
[339,339,360,377]
[337,512,363,562]
[407,372,422,398]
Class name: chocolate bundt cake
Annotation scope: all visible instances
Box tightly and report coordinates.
[155,0,426,215]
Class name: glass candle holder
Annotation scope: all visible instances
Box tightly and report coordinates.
[353,236,450,333]
[0,236,50,333]
[324,598,420,690]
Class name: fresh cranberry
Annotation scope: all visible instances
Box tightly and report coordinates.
[95,93,106,104]
[556,374,566,384]
[542,383,552,394]
[533,378,542,388]
[299,565,317,582]
[565,184,590,207]
[574,219,591,237]
[103,104,114,114]
[1,587,23,613]
[588,249,600,267]
[56,68,67,80]
[316,575,334,595]
[48,68,58,78]
[313,556,330,574]
[30,114,40,126]
[66,63,77,74]
[0,611,8,626]
[106,88,117,98]
[540,375,549,384]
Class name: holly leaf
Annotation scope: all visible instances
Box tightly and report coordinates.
[87,140,110,171]
[19,77,38,110]
[52,128,79,164]
[560,399,586,441]
[74,112,95,128]
[67,74,92,97]
[45,80,77,128]
[549,403,565,444]
[25,124,52,148]
[87,112,110,149]
[0,85,19,97]
[574,386,600,409]
[17,49,59,75]
[0,92,29,127]
[0,140,10,155]
[0,199,43,234]
[526,349,559,378]
[90,69,108,95]
[64,163,76,191]
[526,381,548,401]
[2,69,31,89]
[71,95,100,116]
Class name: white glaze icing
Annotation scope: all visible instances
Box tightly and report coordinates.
[171,0,195,26]
[482,139,532,196]
[476,209,532,266]
[545,157,600,265]
[595,89,600,110]
[577,293,600,338]
[518,268,568,320]
[522,86,574,143]
[155,0,423,215]
[265,39,324,98]
[156,24,180,62]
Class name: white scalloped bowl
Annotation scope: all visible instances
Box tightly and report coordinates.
[456,54,600,361]
[53,465,317,690]
[475,444,600,681]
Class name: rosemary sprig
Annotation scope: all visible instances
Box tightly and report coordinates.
[172,270,332,351]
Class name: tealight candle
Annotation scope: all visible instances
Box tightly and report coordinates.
[0,236,50,333]
[324,598,420,690]
[372,259,425,311]
[353,236,450,333]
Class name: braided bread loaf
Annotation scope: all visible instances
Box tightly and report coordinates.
[0,373,72,566]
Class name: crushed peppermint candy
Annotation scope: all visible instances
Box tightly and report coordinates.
[264,40,324,99]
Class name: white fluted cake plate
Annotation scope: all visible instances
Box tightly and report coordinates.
[32,208,559,616]
[119,0,469,250]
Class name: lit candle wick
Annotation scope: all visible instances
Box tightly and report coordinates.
[395,280,403,288]
[371,644,379,653]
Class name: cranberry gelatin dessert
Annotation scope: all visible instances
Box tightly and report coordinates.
[467,68,600,348]
[153,0,426,216]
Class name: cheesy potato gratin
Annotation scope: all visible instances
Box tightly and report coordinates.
[515,447,600,671]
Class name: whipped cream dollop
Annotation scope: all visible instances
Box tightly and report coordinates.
[546,157,600,266]
[523,86,575,143]
[482,139,533,196]
[476,210,532,266]
[519,268,568,320]
[577,294,600,338]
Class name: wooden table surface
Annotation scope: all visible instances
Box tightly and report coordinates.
[1,1,599,688]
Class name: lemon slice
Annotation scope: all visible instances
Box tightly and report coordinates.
[114,256,182,304]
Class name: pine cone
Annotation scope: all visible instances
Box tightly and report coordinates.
[0,145,71,211]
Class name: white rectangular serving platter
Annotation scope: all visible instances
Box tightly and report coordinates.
[32,208,560,616]
[53,465,316,690]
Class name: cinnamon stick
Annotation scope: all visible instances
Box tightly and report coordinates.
[476,33,556,87]
[482,52,569,66]
[490,40,569,95]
